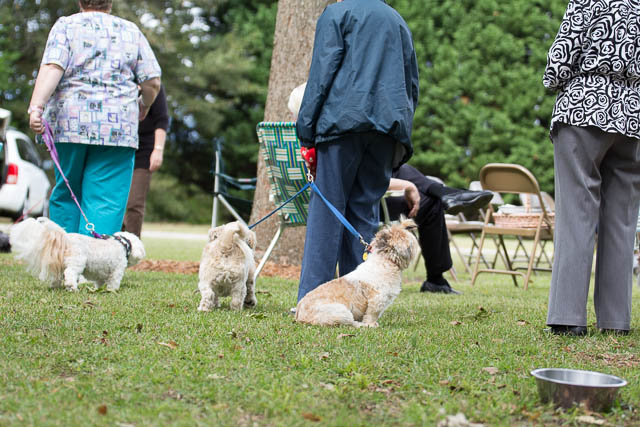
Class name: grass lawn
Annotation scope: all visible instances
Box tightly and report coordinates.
[1,234,639,426]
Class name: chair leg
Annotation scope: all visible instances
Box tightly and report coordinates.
[523,229,541,291]
[253,223,284,283]
[448,265,458,283]
[498,235,518,287]
[218,194,248,226]
[471,230,488,286]
[449,231,472,274]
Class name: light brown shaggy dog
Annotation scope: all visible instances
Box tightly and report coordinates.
[198,221,257,311]
[296,219,419,327]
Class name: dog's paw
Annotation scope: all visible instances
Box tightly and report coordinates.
[197,305,211,312]
[243,298,257,308]
[362,321,379,328]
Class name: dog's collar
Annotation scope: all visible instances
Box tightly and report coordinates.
[112,235,132,259]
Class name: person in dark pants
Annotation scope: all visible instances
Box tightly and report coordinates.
[295,0,419,303]
[122,85,169,237]
[385,164,493,294]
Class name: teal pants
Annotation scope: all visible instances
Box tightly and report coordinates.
[49,143,135,236]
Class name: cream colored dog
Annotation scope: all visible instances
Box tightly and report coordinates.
[198,221,257,311]
[296,219,419,327]
[9,217,145,291]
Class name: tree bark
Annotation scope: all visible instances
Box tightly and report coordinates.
[249,0,333,266]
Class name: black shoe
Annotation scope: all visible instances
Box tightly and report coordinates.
[546,325,587,336]
[420,280,461,295]
[600,328,630,336]
[441,190,494,216]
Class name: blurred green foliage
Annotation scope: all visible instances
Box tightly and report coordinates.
[0,0,567,213]
[392,0,567,192]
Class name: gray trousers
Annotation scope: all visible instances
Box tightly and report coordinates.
[547,123,640,330]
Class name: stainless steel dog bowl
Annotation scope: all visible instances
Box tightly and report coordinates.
[531,368,627,411]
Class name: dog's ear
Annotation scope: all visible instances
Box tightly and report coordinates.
[400,219,417,232]
[245,230,257,250]
[208,226,223,242]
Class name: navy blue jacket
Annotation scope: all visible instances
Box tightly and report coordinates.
[296,0,418,166]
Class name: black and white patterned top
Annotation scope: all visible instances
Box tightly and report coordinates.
[543,0,640,139]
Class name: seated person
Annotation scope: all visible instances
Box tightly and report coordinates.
[386,164,492,294]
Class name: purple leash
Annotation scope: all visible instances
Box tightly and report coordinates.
[42,119,103,238]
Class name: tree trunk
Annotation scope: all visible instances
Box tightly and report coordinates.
[249,0,333,266]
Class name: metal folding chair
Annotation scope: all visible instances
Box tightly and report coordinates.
[211,140,257,227]
[471,164,554,290]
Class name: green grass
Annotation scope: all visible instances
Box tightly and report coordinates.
[1,237,639,426]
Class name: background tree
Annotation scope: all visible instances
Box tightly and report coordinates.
[0,0,277,213]
[248,0,332,265]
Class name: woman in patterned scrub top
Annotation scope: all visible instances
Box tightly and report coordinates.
[28,0,161,236]
[543,0,640,336]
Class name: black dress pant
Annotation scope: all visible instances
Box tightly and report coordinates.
[384,164,452,277]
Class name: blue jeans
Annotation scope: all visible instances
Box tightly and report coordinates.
[297,133,395,302]
[49,143,135,236]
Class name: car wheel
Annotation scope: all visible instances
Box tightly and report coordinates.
[11,190,29,222]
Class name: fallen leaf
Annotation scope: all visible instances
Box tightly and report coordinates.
[207,374,225,380]
[255,290,272,296]
[83,300,95,307]
[157,341,178,349]
[450,321,463,326]
[247,312,267,319]
[516,320,529,326]
[97,405,107,415]
[576,415,605,425]
[319,352,330,360]
[439,380,450,386]
[302,412,322,422]
[338,333,355,339]
[218,354,224,359]
[482,367,499,375]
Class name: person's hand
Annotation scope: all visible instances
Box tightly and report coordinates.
[300,147,317,179]
[138,97,151,121]
[149,148,164,172]
[404,182,420,218]
[29,107,44,134]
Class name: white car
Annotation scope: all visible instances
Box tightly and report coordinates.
[0,110,52,220]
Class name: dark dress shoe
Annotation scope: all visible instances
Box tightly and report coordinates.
[547,325,587,336]
[441,190,494,216]
[600,328,630,336]
[420,280,461,295]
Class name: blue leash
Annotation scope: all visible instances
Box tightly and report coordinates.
[248,175,369,249]
[248,182,311,230]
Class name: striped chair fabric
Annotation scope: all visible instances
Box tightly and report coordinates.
[256,122,310,226]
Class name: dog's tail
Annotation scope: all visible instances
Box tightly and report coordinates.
[217,222,244,254]
[9,218,70,283]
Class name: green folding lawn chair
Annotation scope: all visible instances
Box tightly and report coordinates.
[253,122,311,280]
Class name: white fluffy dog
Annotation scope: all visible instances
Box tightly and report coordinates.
[9,217,145,292]
[198,221,257,311]
[296,219,419,327]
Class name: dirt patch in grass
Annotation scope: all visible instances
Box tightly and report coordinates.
[575,351,640,368]
[131,260,301,280]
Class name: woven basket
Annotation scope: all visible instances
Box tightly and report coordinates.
[492,212,555,228]
[493,196,554,228]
